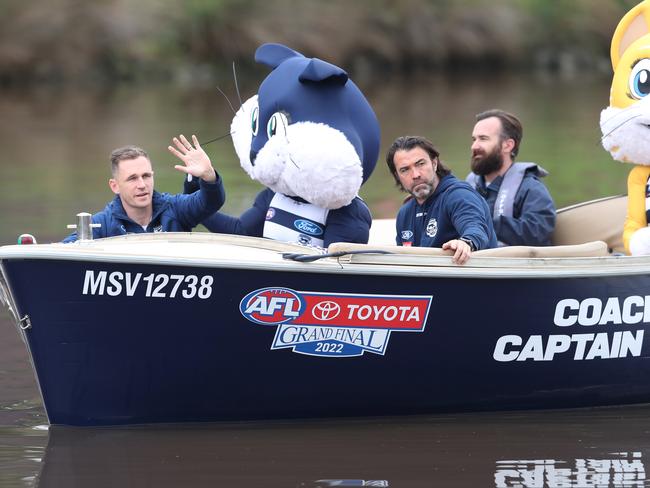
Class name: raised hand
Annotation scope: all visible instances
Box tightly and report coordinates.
[168,134,216,182]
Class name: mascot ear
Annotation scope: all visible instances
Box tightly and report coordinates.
[611,1,650,70]
[299,58,348,85]
[255,43,304,68]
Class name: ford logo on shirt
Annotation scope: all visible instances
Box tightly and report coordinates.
[294,219,323,236]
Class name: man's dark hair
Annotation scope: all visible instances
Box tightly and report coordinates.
[385,135,451,188]
[475,109,523,158]
[110,146,149,176]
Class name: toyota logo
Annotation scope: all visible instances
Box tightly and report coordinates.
[313,301,341,321]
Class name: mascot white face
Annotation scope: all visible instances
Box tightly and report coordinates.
[600,0,650,165]
[229,43,380,210]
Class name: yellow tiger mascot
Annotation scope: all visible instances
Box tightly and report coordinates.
[601,0,650,255]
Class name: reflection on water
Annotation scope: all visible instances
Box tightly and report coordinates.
[5,424,649,488]
[25,408,650,487]
[301,481,389,487]
[0,425,47,488]
[495,453,646,487]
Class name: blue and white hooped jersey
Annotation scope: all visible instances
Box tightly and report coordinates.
[263,193,329,247]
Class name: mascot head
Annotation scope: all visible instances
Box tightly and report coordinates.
[601,0,650,165]
[230,43,380,209]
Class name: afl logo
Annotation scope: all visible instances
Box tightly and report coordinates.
[294,219,323,236]
[239,287,305,325]
[401,230,413,240]
[265,208,276,220]
[312,301,341,321]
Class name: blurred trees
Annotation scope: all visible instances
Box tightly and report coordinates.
[0,0,640,85]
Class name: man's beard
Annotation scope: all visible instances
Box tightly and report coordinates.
[409,181,434,201]
[471,147,503,176]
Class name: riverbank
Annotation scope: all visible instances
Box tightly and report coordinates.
[0,0,634,86]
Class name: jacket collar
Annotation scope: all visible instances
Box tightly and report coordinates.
[109,190,168,224]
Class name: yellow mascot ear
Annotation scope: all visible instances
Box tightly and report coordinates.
[611,0,650,70]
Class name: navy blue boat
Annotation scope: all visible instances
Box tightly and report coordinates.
[2,195,649,426]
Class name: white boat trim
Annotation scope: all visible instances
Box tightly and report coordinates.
[1,232,649,279]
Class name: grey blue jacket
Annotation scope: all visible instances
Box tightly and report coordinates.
[63,177,225,242]
[395,174,497,250]
[466,163,556,246]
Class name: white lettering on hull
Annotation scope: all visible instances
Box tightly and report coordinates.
[494,294,650,363]
[553,296,650,326]
[494,331,644,362]
[82,270,214,299]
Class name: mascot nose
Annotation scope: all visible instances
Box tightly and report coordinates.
[249,149,258,166]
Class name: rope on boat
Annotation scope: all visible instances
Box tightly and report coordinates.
[282,249,393,262]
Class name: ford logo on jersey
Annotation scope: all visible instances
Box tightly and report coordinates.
[240,288,432,357]
[294,219,323,236]
[239,287,306,325]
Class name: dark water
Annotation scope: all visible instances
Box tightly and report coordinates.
[0,74,645,486]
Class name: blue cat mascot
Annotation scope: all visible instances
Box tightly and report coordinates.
[187,43,380,248]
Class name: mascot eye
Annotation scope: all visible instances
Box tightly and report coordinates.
[267,112,289,139]
[629,59,650,99]
[251,106,259,136]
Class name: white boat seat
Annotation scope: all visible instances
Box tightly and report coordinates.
[472,240,609,258]
[328,240,609,259]
[552,195,626,252]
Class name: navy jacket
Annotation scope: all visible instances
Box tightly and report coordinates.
[63,177,225,242]
[395,174,497,250]
[472,169,556,246]
[201,188,372,246]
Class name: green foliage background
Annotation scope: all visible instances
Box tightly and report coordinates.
[0,0,640,84]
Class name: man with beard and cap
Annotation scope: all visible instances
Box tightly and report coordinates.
[387,135,497,265]
[466,109,556,247]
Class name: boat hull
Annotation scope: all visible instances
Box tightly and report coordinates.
[3,246,650,426]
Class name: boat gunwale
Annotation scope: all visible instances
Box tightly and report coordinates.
[1,233,649,279]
